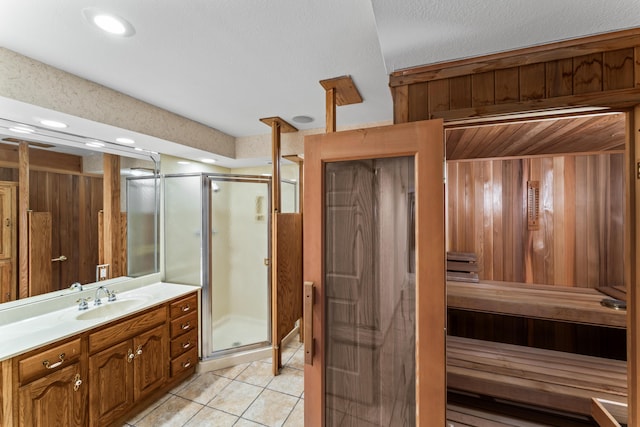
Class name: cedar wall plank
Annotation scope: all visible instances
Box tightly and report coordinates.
[546,58,574,98]
[428,79,450,112]
[573,53,603,94]
[407,81,429,122]
[520,63,546,101]
[471,72,495,106]
[446,153,624,288]
[494,68,519,103]
[450,75,472,110]
[603,48,635,91]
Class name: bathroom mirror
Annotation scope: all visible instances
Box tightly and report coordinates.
[0,115,160,307]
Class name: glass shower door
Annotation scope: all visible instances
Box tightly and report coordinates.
[208,177,271,354]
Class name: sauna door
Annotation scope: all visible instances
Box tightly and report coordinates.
[303,120,446,426]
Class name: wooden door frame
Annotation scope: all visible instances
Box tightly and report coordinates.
[303,119,446,426]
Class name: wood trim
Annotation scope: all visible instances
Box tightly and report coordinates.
[628,106,640,426]
[18,142,28,299]
[0,142,83,174]
[390,28,640,86]
[431,88,640,122]
[325,88,336,133]
[592,398,623,427]
[102,154,121,278]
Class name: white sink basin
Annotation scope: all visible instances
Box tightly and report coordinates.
[75,298,147,321]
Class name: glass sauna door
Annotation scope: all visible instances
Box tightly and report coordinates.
[304,121,446,426]
[209,177,271,354]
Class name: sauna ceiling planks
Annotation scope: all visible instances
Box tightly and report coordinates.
[445,113,625,160]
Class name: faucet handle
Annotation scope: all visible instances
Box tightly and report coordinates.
[107,289,117,302]
[69,282,83,291]
[76,297,90,311]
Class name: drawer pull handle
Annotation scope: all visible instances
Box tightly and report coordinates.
[181,322,191,330]
[43,353,65,369]
[127,349,135,363]
[73,374,82,392]
[182,359,191,369]
[181,305,190,312]
[182,341,191,349]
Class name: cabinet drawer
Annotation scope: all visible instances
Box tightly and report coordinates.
[170,311,197,338]
[171,347,198,377]
[89,306,166,353]
[170,293,197,319]
[170,329,198,359]
[19,338,82,385]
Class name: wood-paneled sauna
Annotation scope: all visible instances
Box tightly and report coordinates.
[389,28,640,425]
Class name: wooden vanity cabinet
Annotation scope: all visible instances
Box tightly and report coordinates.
[169,293,198,380]
[88,306,167,427]
[14,337,87,427]
[2,291,199,427]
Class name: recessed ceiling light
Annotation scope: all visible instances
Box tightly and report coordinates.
[83,8,136,37]
[39,119,67,128]
[177,161,191,165]
[9,126,35,134]
[201,158,216,164]
[85,141,105,148]
[116,137,135,144]
[292,115,314,124]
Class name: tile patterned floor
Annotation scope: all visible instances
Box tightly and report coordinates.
[124,338,304,427]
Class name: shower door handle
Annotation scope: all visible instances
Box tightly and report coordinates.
[304,282,314,365]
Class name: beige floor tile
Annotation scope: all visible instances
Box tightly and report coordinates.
[213,362,250,380]
[234,419,265,427]
[183,406,238,427]
[283,399,304,427]
[267,367,304,397]
[126,393,171,424]
[174,372,232,405]
[285,348,304,371]
[243,389,298,427]
[207,380,262,416]
[135,395,203,427]
[236,361,274,387]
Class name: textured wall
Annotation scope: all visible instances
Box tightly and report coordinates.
[0,48,236,158]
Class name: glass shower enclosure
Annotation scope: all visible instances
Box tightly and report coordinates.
[164,173,296,360]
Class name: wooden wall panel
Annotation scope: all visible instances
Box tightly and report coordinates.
[573,53,603,94]
[495,68,519,103]
[603,48,635,91]
[519,63,546,100]
[546,58,574,98]
[446,153,624,288]
[390,29,640,123]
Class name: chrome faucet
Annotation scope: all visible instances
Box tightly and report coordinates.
[94,286,116,305]
[69,282,83,291]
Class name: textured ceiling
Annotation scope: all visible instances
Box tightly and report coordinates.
[0,0,639,148]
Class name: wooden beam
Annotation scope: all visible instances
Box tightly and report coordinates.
[627,105,640,427]
[259,116,298,375]
[18,142,28,298]
[319,75,363,106]
[320,75,363,133]
[102,154,121,278]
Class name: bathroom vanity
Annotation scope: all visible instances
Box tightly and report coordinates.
[0,281,198,427]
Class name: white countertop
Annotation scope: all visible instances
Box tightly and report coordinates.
[0,281,199,361]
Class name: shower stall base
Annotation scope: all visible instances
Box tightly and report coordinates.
[198,324,300,373]
[212,314,268,351]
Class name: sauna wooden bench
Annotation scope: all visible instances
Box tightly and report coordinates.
[447,280,627,329]
[447,336,628,418]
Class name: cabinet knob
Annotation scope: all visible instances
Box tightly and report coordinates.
[127,349,135,363]
[136,345,143,356]
[73,374,82,392]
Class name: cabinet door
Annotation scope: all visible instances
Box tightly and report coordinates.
[18,363,86,427]
[134,324,168,401]
[89,340,134,427]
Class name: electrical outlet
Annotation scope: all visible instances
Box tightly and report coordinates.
[96,264,109,281]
